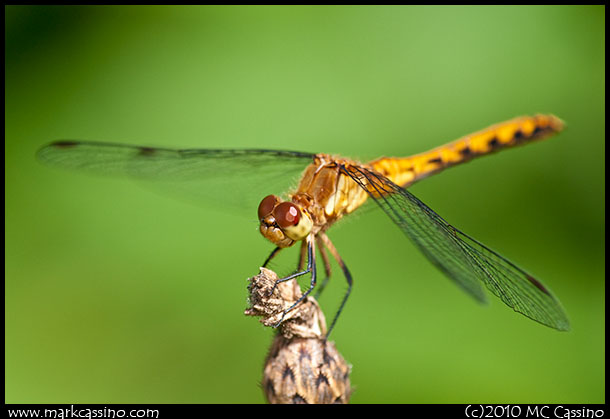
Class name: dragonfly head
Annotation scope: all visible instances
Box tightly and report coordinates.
[257,195,313,248]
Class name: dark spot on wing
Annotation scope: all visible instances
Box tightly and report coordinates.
[138,147,156,156]
[428,157,443,164]
[52,140,79,149]
[526,275,551,296]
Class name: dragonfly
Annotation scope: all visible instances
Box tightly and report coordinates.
[37,114,570,337]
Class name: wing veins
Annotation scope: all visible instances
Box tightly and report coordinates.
[342,164,569,331]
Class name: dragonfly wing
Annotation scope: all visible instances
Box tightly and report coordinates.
[37,141,316,213]
[343,164,570,331]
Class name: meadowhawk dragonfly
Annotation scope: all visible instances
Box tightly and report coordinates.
[37,114,570,336]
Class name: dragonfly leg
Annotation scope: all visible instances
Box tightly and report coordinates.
[271,234,317,328]
[319,233,353,339]
[262,246,282,268]
[314,235,332,299]
[297,240,307,271]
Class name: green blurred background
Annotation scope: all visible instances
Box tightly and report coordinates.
[6,6,604,404]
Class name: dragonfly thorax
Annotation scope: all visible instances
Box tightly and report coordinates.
[257,194,313,248]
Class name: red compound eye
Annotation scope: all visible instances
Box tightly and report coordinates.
[258,195,280,220]
[274,202,301,229]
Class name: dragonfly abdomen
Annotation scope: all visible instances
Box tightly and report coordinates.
[369,114,564,188]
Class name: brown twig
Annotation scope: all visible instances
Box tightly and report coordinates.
[245,267,352,404]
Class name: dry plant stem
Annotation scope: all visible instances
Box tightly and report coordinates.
[245,267,352,404]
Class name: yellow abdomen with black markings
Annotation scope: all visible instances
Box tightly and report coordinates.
[369,114,564,188]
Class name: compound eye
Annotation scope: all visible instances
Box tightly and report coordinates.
[274,202,301,229]
[258,195,280,220]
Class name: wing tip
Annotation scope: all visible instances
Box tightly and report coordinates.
[552,318,571,332]
[517,307,571,332]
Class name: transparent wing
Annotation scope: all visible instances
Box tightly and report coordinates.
[37,141,316,213]
[343,164,570,331]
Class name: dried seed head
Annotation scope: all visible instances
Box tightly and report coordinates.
[244,267,326,339]
[263,335,352,404]
[245,267,352,404]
